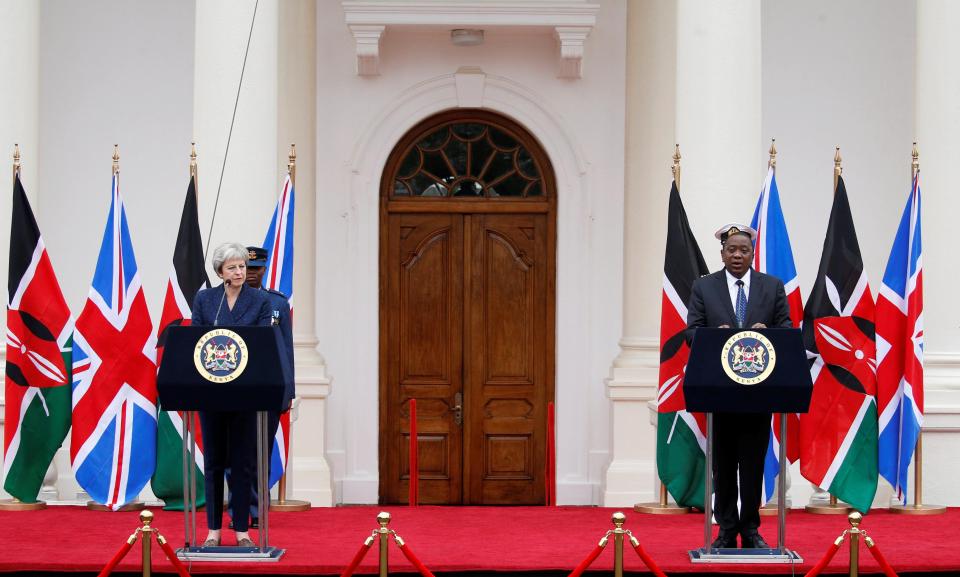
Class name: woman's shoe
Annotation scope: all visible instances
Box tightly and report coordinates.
[202,537,220,548]
[237,537,256,548]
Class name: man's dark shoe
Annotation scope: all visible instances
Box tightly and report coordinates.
[711,532,738,549]
[741,533,770,549]
[250,517,259,529]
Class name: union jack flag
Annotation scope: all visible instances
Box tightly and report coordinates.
[71,170,157,509]
[877,173,923,503]
[749,166,803,504]
[262,172,294,488]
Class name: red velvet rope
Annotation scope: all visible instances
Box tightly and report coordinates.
[398,542,436,577]
[156,537,192,577]
[96,538,135,577]
[803,542,842,577]
[866,541,899,577]
[547,402,556,506]
[409,398,418,507]
[339,541,373,577]
[567,544,604,577]
[631,540,669,577]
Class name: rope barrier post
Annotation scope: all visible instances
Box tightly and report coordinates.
[847,512,862,577]
[611,512,626,577]
[140,511,154,577]
[377,511,392,577]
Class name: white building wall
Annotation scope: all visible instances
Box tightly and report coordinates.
[317,0,626,504]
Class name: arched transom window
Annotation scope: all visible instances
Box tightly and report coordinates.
[388,111,550,199]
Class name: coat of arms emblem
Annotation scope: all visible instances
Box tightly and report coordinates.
[193,329,249,383]
[721,330,776,385]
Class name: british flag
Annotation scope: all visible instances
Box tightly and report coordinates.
[749,166,803,504]
[71,170,157,509]
[262,172,294,488]
[877,173,923,503]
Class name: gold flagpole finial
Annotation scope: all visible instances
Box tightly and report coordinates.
[768,139,777,171]
[190,141,198,180]
[672,144,681,188]
[833,146,842,192]
[911,141,919,180]
[287,143,297,184]
[112,144,120,175]
[13,144,21,183]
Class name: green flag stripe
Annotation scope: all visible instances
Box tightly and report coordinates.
[657,410,706,509]
[3,385,71,503]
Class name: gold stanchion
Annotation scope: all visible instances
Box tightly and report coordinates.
[611,512,626,577]
[847,512,861,577]
[377,511,391,577]
[140,511,154,577]
[889,145,944,516]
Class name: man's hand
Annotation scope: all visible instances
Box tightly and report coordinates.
[718,324,731,328]
[751,322,767,329]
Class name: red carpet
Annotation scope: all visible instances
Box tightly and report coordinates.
[0,505,950,575]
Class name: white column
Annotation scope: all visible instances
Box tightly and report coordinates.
[0,0,40,500]
[675,0,762,250]
[194,0,332,505]
[603,0,678,506]
[277,0,332,507]
[914,0,960,506]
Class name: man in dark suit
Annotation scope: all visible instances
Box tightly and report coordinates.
[686,223,792,549]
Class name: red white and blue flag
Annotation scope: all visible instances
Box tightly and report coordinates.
[71,171,157,509]
[750,166,803,504]
[876,173,923,503]
[262,172,294,488]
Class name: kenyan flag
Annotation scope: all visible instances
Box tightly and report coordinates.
[799,176,879,513]
[3,174,72,503]
[150,174,209,510]
[656,181,710,508]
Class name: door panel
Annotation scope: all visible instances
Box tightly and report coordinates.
[381,213,463,504]
[465,213,547,504]
[380,212,551,505]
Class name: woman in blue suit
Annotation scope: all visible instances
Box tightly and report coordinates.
[192,242,271,548]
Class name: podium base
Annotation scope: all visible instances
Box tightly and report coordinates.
[178,545,284,562]
[889,503,947,515]
[633,502,690,514]
[270,499,311,512]
[86,501,145,512]
[0,498,46,511]
[689,547,802,564]
[804,502,850,514]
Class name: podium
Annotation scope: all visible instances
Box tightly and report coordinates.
[683,328,812,564]
[157,325,292,562]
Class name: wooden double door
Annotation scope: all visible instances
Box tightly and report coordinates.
[379,211,555,504]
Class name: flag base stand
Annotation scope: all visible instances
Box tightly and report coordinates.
[759,504,787,516]
[805,502,850,514]
[689,546,802,564]
[633,502,690,514]
[87,500,145,512]
[0,498,46,511]
[269,498,311,512]
[889,503,946,515]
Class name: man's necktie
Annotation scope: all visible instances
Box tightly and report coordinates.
[735,279,747,328]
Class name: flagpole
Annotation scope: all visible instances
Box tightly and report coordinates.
[635,144,690,516]
[890,142,945,516]
[85,145,146,513]
[271,143,310,513]
[806,147,853,515]
[0,145,49,512]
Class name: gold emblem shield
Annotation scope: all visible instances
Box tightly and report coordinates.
[193,328,249,383]
[721,330,776,385]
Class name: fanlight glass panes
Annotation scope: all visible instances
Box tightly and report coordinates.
[392,121,545,198]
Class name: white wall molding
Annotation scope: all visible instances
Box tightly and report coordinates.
[342,1,598,78]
